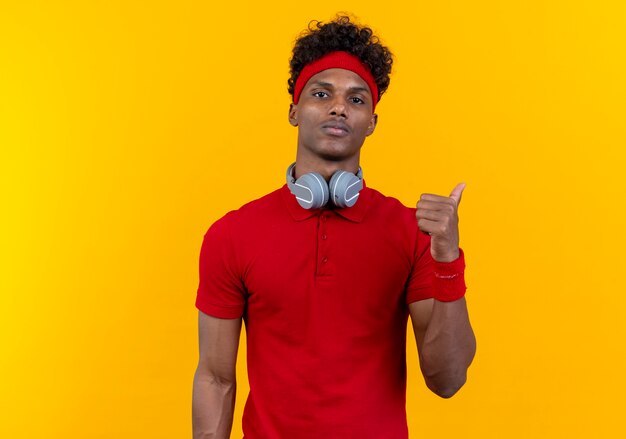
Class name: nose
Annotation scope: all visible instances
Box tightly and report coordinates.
[329,96,347,118]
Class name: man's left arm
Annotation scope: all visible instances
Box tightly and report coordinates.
[410,183,476,398]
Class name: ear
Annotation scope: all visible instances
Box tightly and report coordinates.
[288,103,298,127]
[365,113,378,136]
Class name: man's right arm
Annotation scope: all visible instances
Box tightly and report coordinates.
[192,310,242,439]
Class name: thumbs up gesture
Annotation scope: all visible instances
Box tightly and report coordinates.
[416,183,465,262]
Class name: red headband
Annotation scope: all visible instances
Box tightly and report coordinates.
[293,51,379,110]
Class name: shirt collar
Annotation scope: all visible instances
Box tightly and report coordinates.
[280,179,372,223]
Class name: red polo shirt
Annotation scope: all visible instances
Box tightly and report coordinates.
[196,183,435,439]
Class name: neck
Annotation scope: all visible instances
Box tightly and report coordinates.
[293,154,360,181]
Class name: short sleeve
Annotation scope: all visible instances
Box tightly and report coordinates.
[405,229,435,304]
[195,215,246,318]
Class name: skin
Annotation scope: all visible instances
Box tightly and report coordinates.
[287,68,378,180]
[412,184,476,397]
[192,67,476,438]
[192,312,241,438]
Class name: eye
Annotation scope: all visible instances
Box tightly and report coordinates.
[313,91,329,98]
[350,96,365,104]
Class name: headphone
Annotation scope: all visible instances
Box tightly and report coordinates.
[286,162,363,209]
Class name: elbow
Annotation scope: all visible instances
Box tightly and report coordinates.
[209,374,237,391]
[424,374,467,399]
[194,364,237,391]
[419,338,476,399]
[420,354,470,399]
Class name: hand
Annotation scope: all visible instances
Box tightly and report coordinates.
[416,183,465,262]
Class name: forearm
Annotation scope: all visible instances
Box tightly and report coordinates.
[418,297,476,398]
[192,368,236,439]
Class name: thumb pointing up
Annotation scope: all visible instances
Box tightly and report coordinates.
[449,183,466,206]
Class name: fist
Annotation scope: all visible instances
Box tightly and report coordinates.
[416,183,465,262]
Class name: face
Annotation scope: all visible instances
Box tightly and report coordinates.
[288,68,378,164]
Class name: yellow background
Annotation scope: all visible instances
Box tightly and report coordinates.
[1,1,625,437]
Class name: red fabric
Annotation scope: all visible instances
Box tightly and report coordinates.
[293,51,379,110]
[196,183,437,439]
[432,248,467,302]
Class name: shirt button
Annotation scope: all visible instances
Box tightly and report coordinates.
[321,234,327,240]
[322,257,328,263]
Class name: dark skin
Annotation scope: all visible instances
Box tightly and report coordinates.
[413,184,476,397]
[192,67,476,439]
[288,68,377,180]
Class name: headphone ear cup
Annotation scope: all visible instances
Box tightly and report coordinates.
[329,170,363,208]
[294,172,329,209]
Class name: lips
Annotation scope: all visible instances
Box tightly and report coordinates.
[321,121,350,137]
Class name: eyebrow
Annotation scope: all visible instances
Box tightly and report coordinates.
[310,81,371,95]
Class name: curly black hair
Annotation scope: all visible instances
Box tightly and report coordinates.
[288,15,393,102]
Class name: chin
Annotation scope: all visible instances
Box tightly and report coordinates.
[299,134,364,162]
[316,140,362,161]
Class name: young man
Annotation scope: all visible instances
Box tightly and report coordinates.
[192,16,476,439]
